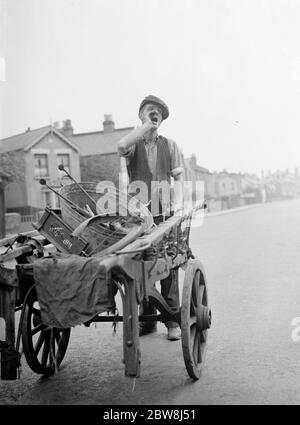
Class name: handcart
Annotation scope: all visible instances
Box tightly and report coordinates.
[0,180,211,382]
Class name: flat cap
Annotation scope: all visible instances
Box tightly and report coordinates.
[139,95,169,120]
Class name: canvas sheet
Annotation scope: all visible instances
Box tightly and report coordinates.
[33,254,115,328]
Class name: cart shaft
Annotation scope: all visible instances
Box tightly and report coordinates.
[0,267,19,380]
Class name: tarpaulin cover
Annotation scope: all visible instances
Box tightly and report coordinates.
[33,254,115,328]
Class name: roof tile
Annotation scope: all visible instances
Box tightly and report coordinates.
[0,126,51,153]
[70,127,134,156]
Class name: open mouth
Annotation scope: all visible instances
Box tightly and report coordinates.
[151,116,158,124]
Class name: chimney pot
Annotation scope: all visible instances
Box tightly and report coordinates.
[103,114,115,133]
[61,119,73,137]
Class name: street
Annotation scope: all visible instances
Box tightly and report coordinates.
[1,199,300,405]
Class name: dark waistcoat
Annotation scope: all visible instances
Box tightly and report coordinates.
[127,136,171,184]
[126,136,172,209]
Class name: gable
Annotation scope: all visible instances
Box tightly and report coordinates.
[24,128,79,152]
[0,126,49,153]
[0,126,80,154]
[29,131,78,152]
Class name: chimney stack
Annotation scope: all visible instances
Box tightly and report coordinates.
[103,114,115,133]
[61,119,73,137]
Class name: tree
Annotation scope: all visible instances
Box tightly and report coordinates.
[0,151,25,238]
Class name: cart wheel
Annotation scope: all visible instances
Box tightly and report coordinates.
[181,259,211,380]
[22,292,70,375]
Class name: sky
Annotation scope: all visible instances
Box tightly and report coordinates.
[1,0,300,175]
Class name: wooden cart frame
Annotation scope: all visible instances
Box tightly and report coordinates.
[0,207,211,382]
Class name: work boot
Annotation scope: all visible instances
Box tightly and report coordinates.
[139,300,157,336]
[139,323,157,336]
[167,327,181,341]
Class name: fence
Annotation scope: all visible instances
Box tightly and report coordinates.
[20,215,34,223]
[18,211,43,233]
[20,211,44,223]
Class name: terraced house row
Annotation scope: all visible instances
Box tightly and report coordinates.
[1,115,299,234]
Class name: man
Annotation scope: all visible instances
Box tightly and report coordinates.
[117,95,184,341]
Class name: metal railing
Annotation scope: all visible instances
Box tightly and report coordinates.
[20,211,44,223]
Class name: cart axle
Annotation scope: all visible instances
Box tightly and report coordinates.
[83,314,166,326]
[197,305,212,331]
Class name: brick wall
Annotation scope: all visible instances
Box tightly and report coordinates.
[80,153,122,186]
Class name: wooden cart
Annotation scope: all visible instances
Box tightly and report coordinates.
[0,205,211,381]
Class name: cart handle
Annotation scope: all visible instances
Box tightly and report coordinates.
[114,242,152,255]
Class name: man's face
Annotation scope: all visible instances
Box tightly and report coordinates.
[140,103,163,127]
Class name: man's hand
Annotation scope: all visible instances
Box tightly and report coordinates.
[144,112,159,129]
[117,120,155,154]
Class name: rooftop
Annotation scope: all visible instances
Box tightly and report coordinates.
[0,125,79,153]
[70,126,134,156]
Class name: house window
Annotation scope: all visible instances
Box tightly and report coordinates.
[44,191,52,207]
[44,191,61,208]
[34,154,49,177]
[214,182,219,196]
[57,153,70,175]
[231,182,235,191]
[54,194,61,208]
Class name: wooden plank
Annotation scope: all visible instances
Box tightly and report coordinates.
[115,214,183,255]
[115,205,204,258]
[0,245,33,263]
[0,230,40,248]
[122,279,141,378]
[0,266,19,380]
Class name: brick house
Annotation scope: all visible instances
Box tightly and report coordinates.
[211,170,243,210]
[62,115,134,187]
[184,154,214,202]
[262,169,300,201]
[0,125,81,215]
[0,115,134,218]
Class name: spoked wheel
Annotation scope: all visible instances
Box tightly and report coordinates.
[22,290,71,376]
[181,259,212,380]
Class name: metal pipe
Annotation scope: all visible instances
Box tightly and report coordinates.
[39,179,91,218]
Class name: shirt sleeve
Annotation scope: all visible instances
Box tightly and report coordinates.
[117,143,136,163]
[167,138,184,177]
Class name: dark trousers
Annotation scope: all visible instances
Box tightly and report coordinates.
[140,271,180,329]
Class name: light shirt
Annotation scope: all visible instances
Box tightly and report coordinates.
[118,136,184,216]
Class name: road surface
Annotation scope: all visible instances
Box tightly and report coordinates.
[1,199,300,405]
